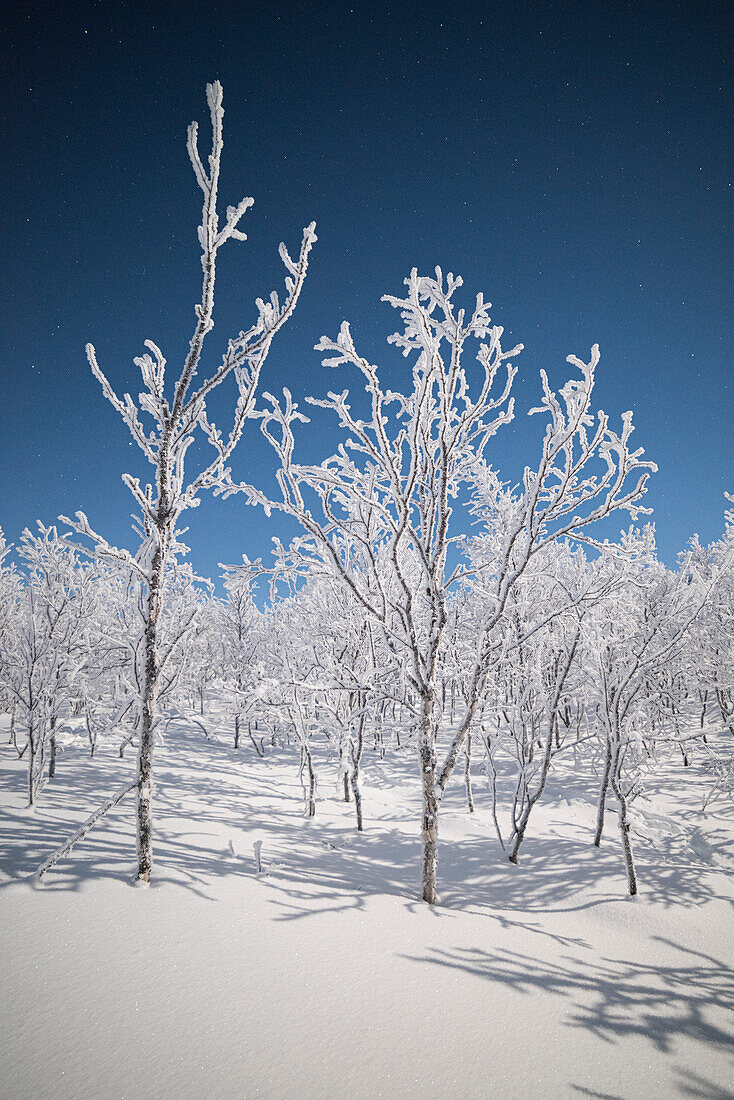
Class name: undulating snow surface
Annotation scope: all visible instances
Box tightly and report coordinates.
[1,722,733,1099]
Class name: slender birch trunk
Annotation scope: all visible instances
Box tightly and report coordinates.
[508,713,556,864]
[594,738,613,847]
[610,769,638,895]
[27,727,36,807]
[48,716,57,779]
[306,747,316,816]
[248,722,265,757]
[136,446,170,884]
[464,729,475,813]
[419,692,439,904]
[300,744,316,816]
[350,768,364,832]
[349,702,365,831]
[509,634,579,863]
[137,556,164,883]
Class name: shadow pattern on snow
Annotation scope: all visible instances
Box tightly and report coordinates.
[1,729,732,921]
[401,938,734,1097]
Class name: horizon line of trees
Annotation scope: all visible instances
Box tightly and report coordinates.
[2,512,733,900]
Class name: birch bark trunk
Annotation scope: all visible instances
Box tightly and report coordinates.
[136,445,170,885]
[464,730,475,813]
[299,744,317,817]
[508,714,556,864]
[349,701,365,831]
[136,555,163,883]
[610,769,638,896]
[594,738,613,847]
[419,692,439,904]
[27,727,36,806]
[48,715,57,779]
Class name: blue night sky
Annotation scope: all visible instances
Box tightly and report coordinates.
[2,0,732,582]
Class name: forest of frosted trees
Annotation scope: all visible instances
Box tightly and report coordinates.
[2,85,733,906]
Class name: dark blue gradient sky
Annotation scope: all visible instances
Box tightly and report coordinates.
[2,0,732,580]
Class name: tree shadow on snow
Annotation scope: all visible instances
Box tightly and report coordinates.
[401,938,734,1097]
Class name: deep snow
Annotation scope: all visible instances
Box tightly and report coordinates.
[1,721,733,1099]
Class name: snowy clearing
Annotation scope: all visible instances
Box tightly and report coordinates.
[1,724,733,1099]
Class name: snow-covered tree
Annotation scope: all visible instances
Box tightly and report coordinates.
[0,529,22,740]
[221,268,656,903]
[292,574,380,830]
[53,82,316,883]
[668,507,734,807]
[469,541,604,862]
[580,527,714,893]
[216,565,265,749]
[1,525,97,803]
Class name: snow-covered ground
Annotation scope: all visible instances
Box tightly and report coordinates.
[1,723,733,1099]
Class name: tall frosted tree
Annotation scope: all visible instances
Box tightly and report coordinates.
[57,82,316,884]
[222,269,656,903]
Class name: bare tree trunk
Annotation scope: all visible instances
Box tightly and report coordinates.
[350,770,363,832]
[26,710,48,806]
[420,752,439,904]
[343,771,350,802]
[464,729,475,813]
[10,708,27,759]
[234,714,240,749]
[299,745,316,816]
[27,729,36,807]
[716,689,734,736]
[508,638,579,864]
[248,722,265,757]
[594,739,613,847]
[610,771,638,896]
[508,716,557,864]
[305,747,316,816]
[48,716,57,779]
[349,705,365,831]
[136,530,166,884]
[419,694,439,904]
[84,707,98,759]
